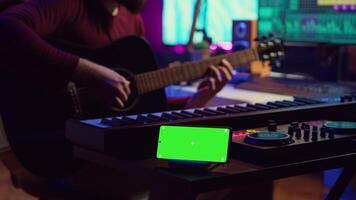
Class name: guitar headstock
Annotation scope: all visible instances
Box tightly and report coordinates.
[257,37,285,63]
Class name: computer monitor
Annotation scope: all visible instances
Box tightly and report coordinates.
[258,0,356,44]
[162,0,258,45]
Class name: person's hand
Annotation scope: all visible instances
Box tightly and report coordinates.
[74,58,131,108]
[186,59,234,108]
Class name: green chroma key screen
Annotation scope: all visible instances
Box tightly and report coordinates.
[156,126,231,163]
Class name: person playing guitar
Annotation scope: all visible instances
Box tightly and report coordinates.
[0,0,255,199]
[0,0,234,173]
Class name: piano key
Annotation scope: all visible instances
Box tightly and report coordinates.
[255,103,278,109]
[246,104,269,110]
[172,112,194,119]
[294,97,321,104]
[137,115,158,123]
[147,114,169,122]
[267,101,292,108]
[100,118,114,125]
[181,111,203,118]
[194,109,217,116]
[162,113,184,120]
[232,105,253,112]
[121,116,139,125]
[217,107,240,114]
[204,108,226,115]
[111,117,126,126]
[282,100,305,106]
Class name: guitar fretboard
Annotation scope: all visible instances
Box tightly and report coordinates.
[134,48,258,95]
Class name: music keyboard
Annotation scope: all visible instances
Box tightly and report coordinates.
[66,96,356,159]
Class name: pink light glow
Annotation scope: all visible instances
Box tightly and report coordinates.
[217,42,233,51]
[209,44,218,51]
[232,131,250,137]
[173,45,185,54]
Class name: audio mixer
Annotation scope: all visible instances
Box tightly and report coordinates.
[232,120,356,165]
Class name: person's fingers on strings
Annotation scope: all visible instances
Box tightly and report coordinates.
[207,76,216,91]
[123,80,131,96]
[114,84,129,105]
[218,66,232,83]
[209,65,222,82]
[114,96,125,108]
[221,59,234,76]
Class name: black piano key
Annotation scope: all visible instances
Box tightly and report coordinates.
[171,112,192,119]
[275,101,294,107]
[228,106,249,112]
[172,112,194,119]
[266,102,290,108]
[181,111,203,117]
[147,114,169,122]
[204,108,226,115]
[194,109,217,116]
[137,115,157,123]
[246,104,269,110]
[282,100,305,106]
[233,105,253,112]
[121,116,139,125]
[100,118,114,125]
[255,103,278,109]
[217,107,240,114]
[162,113,183,120]
[111,117,126,126]
[101,117,125,126]
[294,97,321,104]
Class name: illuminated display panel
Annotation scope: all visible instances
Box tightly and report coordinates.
[162,0,258,45]
[318,0,356,6]
[259,0,356,44]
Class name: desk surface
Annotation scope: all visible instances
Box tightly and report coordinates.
[166,84,294,104]
[74,146,356,194]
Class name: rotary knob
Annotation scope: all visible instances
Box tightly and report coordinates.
[295,128,302,138]
[288,126,295,137]
[303,128,310,140]
[268,122,277,132]
[320,126,327,138]
[328,128,335,139]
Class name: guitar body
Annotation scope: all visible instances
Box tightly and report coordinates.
[52,36,168,118]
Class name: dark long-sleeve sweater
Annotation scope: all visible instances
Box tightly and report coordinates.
[0,0,146,132]
[0,0,145,89]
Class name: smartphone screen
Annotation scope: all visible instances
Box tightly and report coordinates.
[156,126,231,163]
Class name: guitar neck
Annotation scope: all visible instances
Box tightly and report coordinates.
[134,48,259,95]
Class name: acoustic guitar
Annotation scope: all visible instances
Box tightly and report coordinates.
[50,36,284,119]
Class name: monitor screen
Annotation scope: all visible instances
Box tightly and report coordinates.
[162,0,258,45]
[259,0,356,44]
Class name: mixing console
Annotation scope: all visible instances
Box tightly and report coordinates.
[232,120,356,165]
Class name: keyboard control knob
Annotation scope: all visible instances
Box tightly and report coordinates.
[268,122,277,132]
[312,131,318,141]
[291,122,299,128]
[301,123,310,130]
[328,128,335,139]
[288,126,295,136]
[296,128,302,138]
[303,128,310,140]
[320,127,327,137]
[312,126,318,132]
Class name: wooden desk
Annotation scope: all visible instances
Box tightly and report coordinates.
[73,146,356,200]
